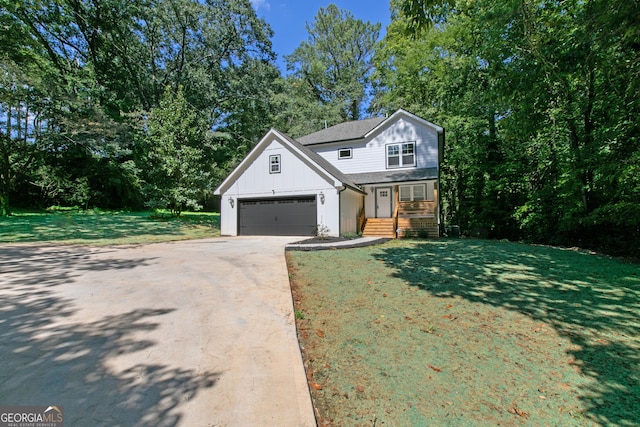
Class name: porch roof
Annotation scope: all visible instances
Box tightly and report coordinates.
[346,168,438,185]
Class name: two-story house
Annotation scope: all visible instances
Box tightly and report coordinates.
[214,109,444,238]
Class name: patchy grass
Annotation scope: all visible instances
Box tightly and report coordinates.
[287,239,640,427]
[0,210,220,245]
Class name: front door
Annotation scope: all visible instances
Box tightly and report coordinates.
[376,187,392,218]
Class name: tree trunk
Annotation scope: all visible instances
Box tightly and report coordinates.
[0,193,10,216]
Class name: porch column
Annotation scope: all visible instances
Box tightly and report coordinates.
[393,185,399,238]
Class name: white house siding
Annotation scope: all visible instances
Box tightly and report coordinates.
[219,138,341,236]
[364,187,376,218]
[339,188,364,235]
[310,116,439,174]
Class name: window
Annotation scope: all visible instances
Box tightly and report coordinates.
[399,184,426,201]
[338,148,352,159]
[387,142,415,168]
[269,154,281,174]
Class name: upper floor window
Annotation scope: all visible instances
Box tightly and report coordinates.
[270,154,281,174]
[387,142,415,168]
[338,148,352,159]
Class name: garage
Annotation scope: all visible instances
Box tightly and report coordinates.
[238,196,317,236]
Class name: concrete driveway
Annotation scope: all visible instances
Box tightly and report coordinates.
[0,237,315,426]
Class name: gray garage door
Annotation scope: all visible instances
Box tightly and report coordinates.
[238,196,317,236]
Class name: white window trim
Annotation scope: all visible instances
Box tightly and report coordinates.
[386,142,416,169]
[399,183,430,201]
[338,147,352,159]
[269,154,281,174]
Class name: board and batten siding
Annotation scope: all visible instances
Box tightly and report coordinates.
[310,116,439,175]
[339,188,364,235]
[219,138,341,236]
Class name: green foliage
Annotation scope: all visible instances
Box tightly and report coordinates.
[271,76,345,138]
[3,0,637,256]
[140,86,214,216]
[0,0,277,214]
[341,232,362,239]
[280,3,381,132]
[376,0,640,256]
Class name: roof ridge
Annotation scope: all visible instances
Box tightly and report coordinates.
[298,115,387,146]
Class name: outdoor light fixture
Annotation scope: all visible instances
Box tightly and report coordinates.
[229,197,234,208]
[319,191,325,204]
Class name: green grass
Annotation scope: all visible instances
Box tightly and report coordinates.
[287,238,640,426]
[0,210,220,245]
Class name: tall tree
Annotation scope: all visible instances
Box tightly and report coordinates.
[284,4,380,125]
[378,0,640,255]
[1,0,280,213]
[139,86,214,216]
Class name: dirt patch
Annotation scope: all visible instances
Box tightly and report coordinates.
[287,238,640,426]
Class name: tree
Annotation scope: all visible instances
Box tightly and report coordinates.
[0,3,57,214]
[1,0,279,212]
[285,4,380,125]
[377,0,640,255]
[140,86,215,216]
[271,76,345,138]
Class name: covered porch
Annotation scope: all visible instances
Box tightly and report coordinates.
[348,169,441,239]
[358,189,439,238]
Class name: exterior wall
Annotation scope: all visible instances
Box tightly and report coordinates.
[219,137,340,236]
[311,116,440,174]
[339,188,364,235]
[316,188,340,237]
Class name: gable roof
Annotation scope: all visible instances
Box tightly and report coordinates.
[297,116,386,146]
[215,109,444,196]
[297,109,443,146]
[214,128,365,196]
[277,132,364,193]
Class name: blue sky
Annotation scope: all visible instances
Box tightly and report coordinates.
[250,0,391,71]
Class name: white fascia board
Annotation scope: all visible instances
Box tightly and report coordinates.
[273,130,345,188]
[214,128,346,195]
[214,129,280,195]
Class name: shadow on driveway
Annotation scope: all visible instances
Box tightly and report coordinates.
[0,245,219,426]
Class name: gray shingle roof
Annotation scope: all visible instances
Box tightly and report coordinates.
[297,116,386,146]
[346,168,438,185]
[277,131,365,193]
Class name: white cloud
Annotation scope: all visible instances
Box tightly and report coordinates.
[250,0,271,12]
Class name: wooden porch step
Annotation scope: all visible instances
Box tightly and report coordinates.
[362,218,396,238]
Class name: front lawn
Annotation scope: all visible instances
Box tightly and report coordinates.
[286,239,640,426]
[0,210,220,245]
